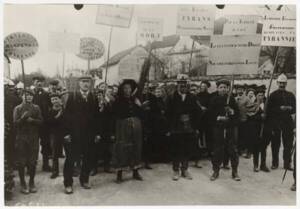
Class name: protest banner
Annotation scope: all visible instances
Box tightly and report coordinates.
[137,17,163,42]
[176,5,215,36]
[223,15,259,35]
[4,32,38,60]
[261,11,296,47]
[96,5,133,28]
[4,32,39,90]
[118,54,144,81]
[207,35,261,75]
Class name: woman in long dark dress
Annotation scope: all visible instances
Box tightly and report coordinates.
[110,79,144,183]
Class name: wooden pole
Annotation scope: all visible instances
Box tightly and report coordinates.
[21,59,27,102]
[88,59,91,72]
[259,47,280,138]
[104,26,113,92]
[188,39,195,76]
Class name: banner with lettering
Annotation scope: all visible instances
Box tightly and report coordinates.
[207,35,261,75]
[223,15,259,35]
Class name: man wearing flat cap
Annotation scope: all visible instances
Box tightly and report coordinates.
[13,88,43,194]
[208,79,241,181]
[62,75,99,194]
[166,75,200,181]
[267,73,295,170]
[32,76,52,172]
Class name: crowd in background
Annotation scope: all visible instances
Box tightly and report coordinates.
[4,73,296,198]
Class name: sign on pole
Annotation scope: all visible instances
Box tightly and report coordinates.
[176,5,215,36]
[77,37,105,60]
[96,5,134,28]
[137,17,163,42]
[4,32,38,60]
[48,31,80,53]
[207,35,261,75]
[261,11,296,47]
[223,15,259,35]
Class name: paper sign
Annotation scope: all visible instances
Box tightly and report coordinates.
[176,5,215,36]
[96,5,133,28]
[261,11,296,47]
[4,32,39,60]
[77,37,105,60]
[223,15,259,35]
[207,35,261,75]
[137,17,163,42]
[119,54,144,81]
[48,31,80,53]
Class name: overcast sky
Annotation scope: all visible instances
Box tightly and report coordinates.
[4,4,295,78]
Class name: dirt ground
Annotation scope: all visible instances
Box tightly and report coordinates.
[6,147,296,206]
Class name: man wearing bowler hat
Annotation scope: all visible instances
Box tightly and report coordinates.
[166,74,200,181]
[63,75,99,194]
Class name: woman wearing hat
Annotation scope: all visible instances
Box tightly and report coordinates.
[110,79,144,183]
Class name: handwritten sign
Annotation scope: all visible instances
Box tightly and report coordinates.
[176,5,215,36]
[223,15,259,35]
[207,35,261,75]
[48,31,80,53]
[4,32,38,60]
[261,11,296,47]
[77,37,105,60]
[96,5,133,28]
[137,17,163,42]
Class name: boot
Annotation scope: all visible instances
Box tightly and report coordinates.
[290,182,296,191]
[232,170,241,181]
[253,165,259,172]
[210,171,219,181]
[29,180,37,193]
[181,170,193,180]
[64,186,73,194]
[133,169,143,181]
[42,156,52,172]
[172,171,180,181]
[116,170,123,184]
[144,163,153,170]
[260,164,270,172]
[284,163,293,171]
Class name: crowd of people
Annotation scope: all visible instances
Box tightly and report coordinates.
[4,73,296,198]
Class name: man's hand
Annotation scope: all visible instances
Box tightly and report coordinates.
[225,106,234,115]
[201,106,207,112]
[95,135,101,143]
[110,135,116,142]
[165,132,171,137]
[64,135,72,143]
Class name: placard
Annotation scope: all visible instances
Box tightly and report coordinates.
[137,17,163,42]
[48,31,80,53]
[223,15,259,35]
[4,32,38,60]
[96,5,133,28]
[77,37,105,60]
[207,35,261,75]
[261,11,296,47]
[176,5,215,36]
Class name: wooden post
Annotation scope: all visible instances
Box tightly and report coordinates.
[21,59,27,102]
[88,59,91,72]
[188,39,195,75]
[104,26,113,92]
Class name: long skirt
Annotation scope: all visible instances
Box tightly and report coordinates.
[112,117,143,171]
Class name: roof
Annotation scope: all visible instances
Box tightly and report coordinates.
[146,35,180,50]
[101,46,139,68]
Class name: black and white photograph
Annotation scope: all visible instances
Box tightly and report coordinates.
[2,0,298,206]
